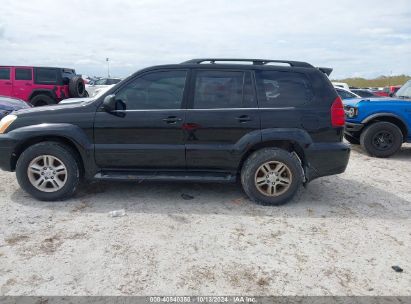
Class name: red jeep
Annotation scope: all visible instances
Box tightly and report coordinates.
[0,66,86,106]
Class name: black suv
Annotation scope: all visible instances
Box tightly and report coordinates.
[0,59,350,205]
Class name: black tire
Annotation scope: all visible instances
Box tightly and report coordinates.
[344,133,360,145]
[360,122,403,158]
[69,76,86,98]
[16,142,80,201]
[30,94,56,107]
[241,148,303,206]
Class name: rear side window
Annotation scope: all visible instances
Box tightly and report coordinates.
[15,68,32,80]
[193,70,255,109]
[255,71,313,107]
[35,68,58,84]
[0,68,10,80]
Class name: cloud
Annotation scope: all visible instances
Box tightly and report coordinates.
[1,0,411,78]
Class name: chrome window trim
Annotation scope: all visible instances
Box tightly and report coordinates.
[111,107,296,112]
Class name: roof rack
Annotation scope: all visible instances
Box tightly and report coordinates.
[181,58,314,68]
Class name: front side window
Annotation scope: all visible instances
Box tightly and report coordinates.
[35,68,58,84]
[115,70,187,110]
[255,71,313,107]
[15,68,32,81]
[0,68,10,80]
[193,70,254,109]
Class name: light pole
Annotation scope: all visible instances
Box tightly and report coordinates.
[106,58,110,78]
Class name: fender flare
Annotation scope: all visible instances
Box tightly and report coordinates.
[361,112,409,136]
[8,123,96,177]
[28,89,58,101]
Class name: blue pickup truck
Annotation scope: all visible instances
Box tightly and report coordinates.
[343,80,411,157]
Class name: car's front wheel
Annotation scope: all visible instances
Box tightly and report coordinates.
[16,142,80,201]
[360,122,403,157]
[241,148,303,206]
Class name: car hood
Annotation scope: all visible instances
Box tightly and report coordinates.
[13,99,96,117]
[0,99,30,111]
[343,97,410,107]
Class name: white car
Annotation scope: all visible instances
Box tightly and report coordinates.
[332,82,350,90]
[60,85,113,104]
[335,87,361,100]
[85,78,122,97]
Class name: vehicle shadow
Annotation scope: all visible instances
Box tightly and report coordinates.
[11,175,411,220]
[350,143,411,160]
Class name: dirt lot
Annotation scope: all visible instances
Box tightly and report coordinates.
[0,144,410,296]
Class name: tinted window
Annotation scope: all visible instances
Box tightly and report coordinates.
[0,68,10,80]
[15,68,32,80]
[353,90,374,97]
[255,71,312,107]
[115,70,187,110]
[107,79,121,85]
[337,89,357,99]
[193,71,254,109]
[35,68,58,84]
[95,79,107,85]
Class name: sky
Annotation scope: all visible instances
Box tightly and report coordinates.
[1,0,410,79]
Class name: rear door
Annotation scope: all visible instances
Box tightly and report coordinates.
[12,67,33,101]
[185,69,260,171]
[0,67,12,97]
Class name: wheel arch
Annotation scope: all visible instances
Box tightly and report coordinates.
[28,89,57,104]
[362,114,408,141]
[238,140,306,173]
[11,136,85,177]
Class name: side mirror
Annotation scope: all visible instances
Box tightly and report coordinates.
[103,95,116,112]
[103,94,126,116]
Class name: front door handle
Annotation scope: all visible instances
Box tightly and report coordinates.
[162,116,182,124]
[236,115,252,123]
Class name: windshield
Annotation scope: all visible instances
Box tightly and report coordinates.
[395,81,411,98]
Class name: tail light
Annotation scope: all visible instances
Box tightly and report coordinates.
[331,96,345,127]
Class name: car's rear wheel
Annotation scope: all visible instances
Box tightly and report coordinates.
[30,94,56,107]
[241,148,303,206]
[16,142,80,201]
[360,122,403,157]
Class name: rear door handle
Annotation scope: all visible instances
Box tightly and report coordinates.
[235,115,252,123]
[162,116,182,124]
[5,82,12,85]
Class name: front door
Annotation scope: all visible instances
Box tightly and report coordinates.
[94,69,188,169]
[185,69,260,171]
[12,67,33,101]
[0,67,12,97]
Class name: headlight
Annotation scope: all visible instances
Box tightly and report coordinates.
[0,114,17,134]
[345,107,358,118]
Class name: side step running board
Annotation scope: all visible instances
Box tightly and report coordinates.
[94,171,236,183]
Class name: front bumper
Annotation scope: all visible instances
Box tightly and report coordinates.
[304,142,350,181]
[345,121,364,133]
[0,133,19,172]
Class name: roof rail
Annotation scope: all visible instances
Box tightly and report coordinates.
[181,58,314,68]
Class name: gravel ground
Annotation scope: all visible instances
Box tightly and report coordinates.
[0,144,410,296]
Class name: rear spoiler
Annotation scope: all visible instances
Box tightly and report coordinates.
[317,67,333,76]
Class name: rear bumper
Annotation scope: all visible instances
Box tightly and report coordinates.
[0,134,19,172]
[304,142,350,181]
